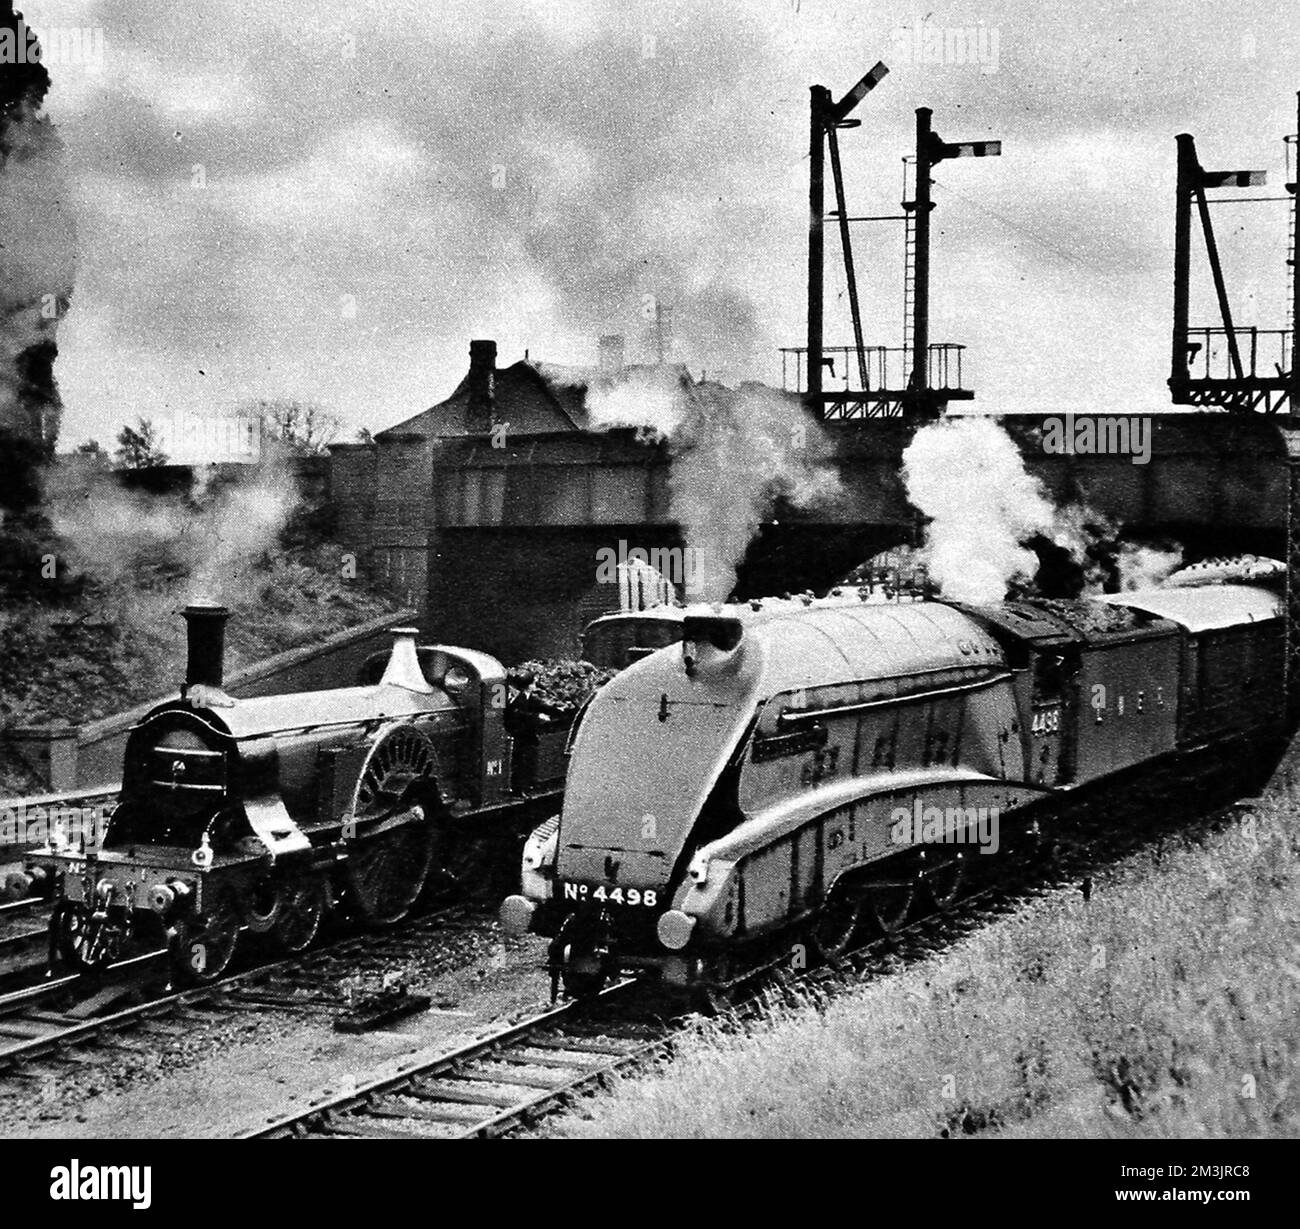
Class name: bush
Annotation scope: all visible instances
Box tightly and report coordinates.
[0,543,399,732]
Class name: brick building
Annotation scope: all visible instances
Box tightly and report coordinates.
[330,337,704,660]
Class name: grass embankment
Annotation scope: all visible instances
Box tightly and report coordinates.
[0,544,399,793]
[560,780,1300,1139]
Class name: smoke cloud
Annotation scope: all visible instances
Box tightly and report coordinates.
[183,455,298,605]
[580,367,842,602]
[903,417,1063,604]
[49,445,298,618]
[1114,542,1183,591]
[902,417,1181,603]
[51,0,796,445]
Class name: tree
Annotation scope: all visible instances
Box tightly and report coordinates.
[1,2,76,455]
[70,438,109,469]
[356,427,373,445]
[115,418,168,468]
[245,399,340,455]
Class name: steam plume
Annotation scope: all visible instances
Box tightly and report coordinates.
[902,418,1062,604]
[1114,542,1183,591]
[49,444,298,613]
[581,367,842,602]
[902,417,1179,603]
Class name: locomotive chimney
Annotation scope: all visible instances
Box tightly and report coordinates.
[466,338,497,434]
[380,627,434,694]
[182,604,235,706]
[680,613,746,679]
[598,334,625,377]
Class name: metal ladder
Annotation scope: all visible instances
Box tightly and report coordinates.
[902,156,917,359]
[1287,133,1296,372]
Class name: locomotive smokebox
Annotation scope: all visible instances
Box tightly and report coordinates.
[182,603,230,697]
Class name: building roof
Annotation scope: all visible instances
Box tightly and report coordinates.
[375,354,800,445]
[375,360,586,441]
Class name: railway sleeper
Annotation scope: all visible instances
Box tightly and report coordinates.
[453,1066,565,1090]
[320,1116,429,1139]
[522,1034,641,1055]
[495,1049,601,1071]
[370,1099,481,1124]
[407,1077,520,1107]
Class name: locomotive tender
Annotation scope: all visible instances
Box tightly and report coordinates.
[28,604,573,982]
[502,579,1286,996]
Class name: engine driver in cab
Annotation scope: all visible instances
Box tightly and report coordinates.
[505,670,564,793]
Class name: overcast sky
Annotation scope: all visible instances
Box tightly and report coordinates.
[22,0,1300,448]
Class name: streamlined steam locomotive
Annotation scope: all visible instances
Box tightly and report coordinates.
[502,574,1287,997]
[27,605,575,983]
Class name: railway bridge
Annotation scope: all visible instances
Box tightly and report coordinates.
[332,393,1291,662]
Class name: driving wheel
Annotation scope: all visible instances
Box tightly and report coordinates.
[920,848,965,910]
[345,726,439,926]
[809,881,866,960]
[862,863,918,937]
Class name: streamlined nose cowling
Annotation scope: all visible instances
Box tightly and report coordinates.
[503,615,760,983]
[563,616,755,888]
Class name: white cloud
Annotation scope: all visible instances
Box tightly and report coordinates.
[16,0,1299,447]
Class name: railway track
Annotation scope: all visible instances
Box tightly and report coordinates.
[0,897,52,984]
[0,897,43,919]
[241,882,1015,1141]
[242,768,1254,1141]
[0,903,485,1096]
[247,979,669,1139]
[242,887,1016,1140]
[0,782,122,983]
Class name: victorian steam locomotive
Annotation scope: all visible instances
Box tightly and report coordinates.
[27,605,578,983]
[502,572,1287,998]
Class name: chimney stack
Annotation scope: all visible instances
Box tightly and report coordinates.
[466,339,497,433]
[598,334,625,377]
[182,604,231,702]
[651,305,673,364]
